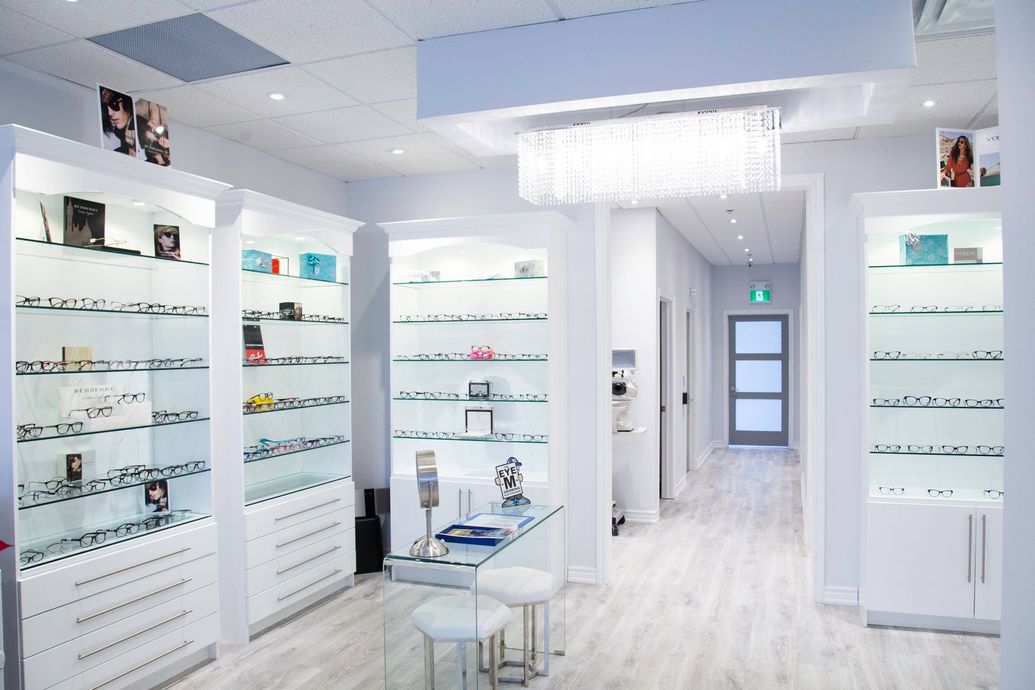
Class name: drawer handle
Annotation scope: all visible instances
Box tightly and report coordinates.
[274,498,341,521]
[275,522,341,549]
[89,638,193,690]
[276,545,342,576]
[77,578,193,623]
[78,609,192,660]
[277,569,342,602]
[75,547,191,587]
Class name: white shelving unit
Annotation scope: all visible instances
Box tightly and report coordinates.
[212,190,361,642]
[0,125,230,689]
[382,212,570,552]
[854,187,1003,633]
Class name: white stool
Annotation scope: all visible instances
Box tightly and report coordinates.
[411,594,512,690]
[473,567,555,686]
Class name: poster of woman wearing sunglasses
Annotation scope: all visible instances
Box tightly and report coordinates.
[98,85,137,157]
[154,224,181,260]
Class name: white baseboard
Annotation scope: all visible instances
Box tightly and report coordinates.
[623,508,660,524]
[790,441,800,450]
[673,472,688,497]
[567,566,597,584]
[822,585,860,607]
[693,441,720,470]
[865,610,1000,635]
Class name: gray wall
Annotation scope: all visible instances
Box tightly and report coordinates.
[709,263,801,445]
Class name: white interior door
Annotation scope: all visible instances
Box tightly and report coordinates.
[659,299,672,497]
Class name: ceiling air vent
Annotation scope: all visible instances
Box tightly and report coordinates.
[914,0,995,37]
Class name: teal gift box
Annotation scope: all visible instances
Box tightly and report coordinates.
[299,252,336,281]
[242,249,272,273]
[898,234,948,265]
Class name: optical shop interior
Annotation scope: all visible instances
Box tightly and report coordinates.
[1,0,1034,688]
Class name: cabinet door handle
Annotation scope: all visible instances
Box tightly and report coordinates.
[277,569,342,602]
[274,498,340,521]
[981,514,987,584]
[459,489,463,518]
[75,546,190,586]
[78,609,192,659]
[275,522,340,549]
[468,489,472,513]
[967,514,973,583]
[76,578,192,623]
[276,545,341,576]
[89,638,192,689]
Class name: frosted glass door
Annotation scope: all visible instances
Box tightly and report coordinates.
[729,315,788,445]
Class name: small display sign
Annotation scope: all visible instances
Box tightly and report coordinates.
[750,280,772,303]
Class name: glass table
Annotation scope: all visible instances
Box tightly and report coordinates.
[384,503,565,688]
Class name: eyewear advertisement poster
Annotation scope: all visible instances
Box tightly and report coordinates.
[936,126,1000,188]
[97,84,171,167]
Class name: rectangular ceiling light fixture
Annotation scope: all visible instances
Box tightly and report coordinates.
[518,107,781,205]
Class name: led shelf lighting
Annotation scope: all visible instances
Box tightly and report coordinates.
[518,107,781,205]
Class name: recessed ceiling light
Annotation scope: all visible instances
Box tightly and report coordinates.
[389,148,405,155]
[730,218,738,224]
[744,248,750,252]
[737,234,744,240]
[921,98,941,108]
[719,193,728,200]
[630,199,639,205]
[294,236,306,241]
[268,92,287,101]
[131,200,145,207]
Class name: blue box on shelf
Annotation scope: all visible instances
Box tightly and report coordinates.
[242,249,273,273]
[898,233,949,265]
[300,252,336,281]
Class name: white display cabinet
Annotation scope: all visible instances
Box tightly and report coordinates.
[0,125,229,689]
[212,190,360,643]
[854,187,1003,633]
[382,212,570,551]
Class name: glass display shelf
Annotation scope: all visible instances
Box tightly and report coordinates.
[243,438,350,464]
[242,316,349,327]
[393,396,547,404]
[245,472,349,506]
[870,404,1004,410]
[16,237,209,268]
[19,510,210,570]
[18,467,210,510]
[392,434,548,445]
[16,364,209,376]
[242,268,348,287]
[869,450,1005,458]
[869,487,1004,503]
[243,399,350,416]
[868,262,1002,269]
[17,416,209,443]
[869,358,1003,362]
[868,310,1002,316]
[393,357,548,363]
[392,276,548,288]
[393,316,547,324]
[15,305,208,319]
[243,360,349,369]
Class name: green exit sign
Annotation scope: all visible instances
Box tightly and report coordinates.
[749,280,772,303]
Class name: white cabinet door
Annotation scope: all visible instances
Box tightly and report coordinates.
[865,502,975,618]
[974,506,1003,621]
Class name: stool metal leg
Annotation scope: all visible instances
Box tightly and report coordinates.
[543,601,551,677]
[488,633,500,690]
[522,605,531,687]
[424,634,435,690]
[457,642,468,690]
[531,604,538,671]
[500,627,506,663]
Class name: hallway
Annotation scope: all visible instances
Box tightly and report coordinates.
[168,448,999,689]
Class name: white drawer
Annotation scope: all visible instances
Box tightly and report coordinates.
[246,505,353,567]
[245,480,354,540]
[20,521,216,619]
[247,551,354,625]
[247,528,355,596]
[21,554,216,658]
[24,585,217,689]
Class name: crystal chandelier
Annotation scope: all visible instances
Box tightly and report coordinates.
[517,107,781,205]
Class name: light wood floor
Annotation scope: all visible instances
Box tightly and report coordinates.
[167,447,999,689]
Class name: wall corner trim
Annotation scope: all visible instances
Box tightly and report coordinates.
[823,586,860,607]
[567,566,598,585]
[694,441,720,470]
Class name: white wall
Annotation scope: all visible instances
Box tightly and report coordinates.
[709,263,801,445]
[345,165,610,579]
[0,59,348,216]
[996,0,1035,686]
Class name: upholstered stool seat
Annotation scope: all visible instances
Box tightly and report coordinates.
[411,594,512,689]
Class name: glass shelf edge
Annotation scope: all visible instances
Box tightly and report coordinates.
[392,435,548,445]
[16,305,208,319]
[242,439,350,464]
[244,473,350,506]
[392,276,548,286]
[393,318,547,324]
[16,365,209,376]
[868,311,1002,316]
[243,361,349,369]
[242,268,348,286]
[869,451,1004,458]
[392,397,547,404]
[17,416,210,443]
[15,237,210,267]
[868,262,1002,269]
[18,468,210,511]
[242,318,349,327]
[243,400,350,416]
[392,358,548,363]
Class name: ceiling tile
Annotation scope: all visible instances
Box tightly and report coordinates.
[366,0,558,39]
[270,145,395,181]
[178,0,242,8]
[551,0,684,20]
[762,190,805,205]
[5,39,181,92]
[896,80,997,121]
[0,6,72,56]
[304,47,415,104]
[195,66,356,117]
[656,202,730,265]
[0,0,193,37]
[763,203,804,225]
[131,85,260,127]
[338,134,477,176]
[205,118,321,151]
[913,34,997,85]
[207,0,412,63]
[274,105,411,143]
[369,98,430,132]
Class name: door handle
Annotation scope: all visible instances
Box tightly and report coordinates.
[981,514,987,584]
[682,392,688,405]
[730,386,736,393]
[458,489,463,518]
[467,489,472,513]
[660,404,666,412]
[967,514,973,583]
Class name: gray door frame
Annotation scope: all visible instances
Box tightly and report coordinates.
[727,314,789,446]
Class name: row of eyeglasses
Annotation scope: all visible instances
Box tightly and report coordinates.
[395,312,547,322]
[877,486,1004,499]
[16,295,206,315]
[872,396,1004,408]
[243,393,348,413]
[870,304,1002,313]
[17,409,200,439]
[872,444,1004,456]
[19,510,194,565]
[243,355,347,366]
[242,309,347,323]
[872,350,1002,360]
[395,352,548,361]
[243,435,347,461]
[16,357,203,373]
[393,430,548,442]
[18,461,207,505]
[396,391,548,401]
